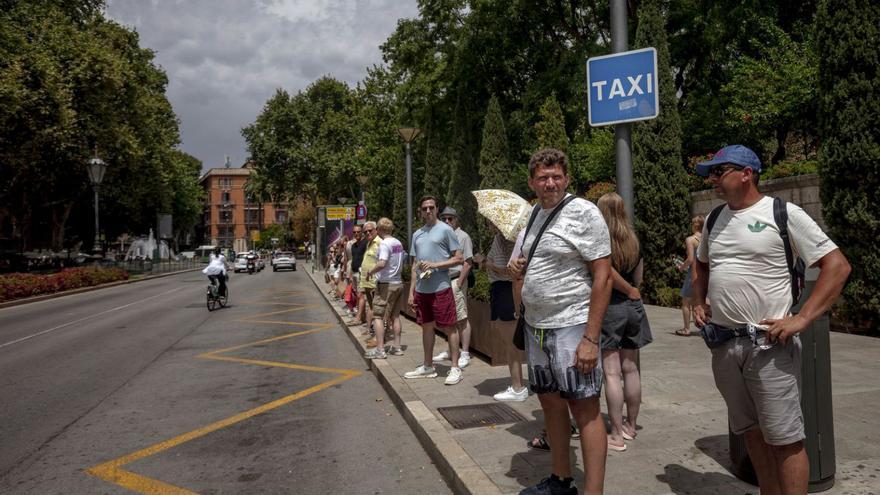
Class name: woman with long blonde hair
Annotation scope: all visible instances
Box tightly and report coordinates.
[596,192,653,452]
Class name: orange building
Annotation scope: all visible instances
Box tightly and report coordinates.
[198,161,288,253]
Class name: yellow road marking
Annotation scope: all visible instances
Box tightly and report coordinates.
[87,293,359,494]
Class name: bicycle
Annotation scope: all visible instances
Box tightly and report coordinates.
[206,276,228,311]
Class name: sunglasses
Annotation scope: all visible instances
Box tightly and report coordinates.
[363,228,374,233]
[441,217,454,223]
[421,205,436,212]
[709,165,744,178]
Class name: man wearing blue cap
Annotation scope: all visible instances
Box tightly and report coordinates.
[691,145,850,494]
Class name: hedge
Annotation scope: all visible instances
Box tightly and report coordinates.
[0,267,130,302]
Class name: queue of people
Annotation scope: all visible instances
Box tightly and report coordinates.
[319,144,849,495]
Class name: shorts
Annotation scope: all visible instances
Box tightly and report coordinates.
[373,282,404,319]
[413,288,457,328]
[451,278,468,321]
[360,287,374,312]
[350,272,360,293]
[711,334,804,445]
[601,299,653,350]
[489,281,516,321]
[524,322,603,400]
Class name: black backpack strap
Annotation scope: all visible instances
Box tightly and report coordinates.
[773,197,804,304]
[705,203,726,235]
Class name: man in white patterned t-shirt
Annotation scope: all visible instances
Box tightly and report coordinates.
[509,148,612,495]
[693,145,850,495]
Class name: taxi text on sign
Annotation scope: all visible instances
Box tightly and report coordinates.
[586,47,659,126]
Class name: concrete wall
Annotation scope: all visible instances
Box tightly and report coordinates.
[690,173,825,229]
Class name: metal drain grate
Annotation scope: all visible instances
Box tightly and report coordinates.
[437,403,528,429]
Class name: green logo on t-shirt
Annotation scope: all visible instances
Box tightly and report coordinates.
[748,221,769,232]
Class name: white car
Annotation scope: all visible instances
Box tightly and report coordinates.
[234,255,250,273]
[273,252,296,271]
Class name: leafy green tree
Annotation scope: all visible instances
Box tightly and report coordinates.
[569,125,615,194]
[816,0,880,331]
[631,0,691,301]
[721,18,818,163]
[0,2,185,251]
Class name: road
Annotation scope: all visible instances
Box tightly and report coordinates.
[0,263,451,494]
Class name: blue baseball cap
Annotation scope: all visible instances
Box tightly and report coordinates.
[695,145,762,177]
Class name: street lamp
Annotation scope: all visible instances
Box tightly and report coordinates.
[86,148,107,254]
[397,127,421,248]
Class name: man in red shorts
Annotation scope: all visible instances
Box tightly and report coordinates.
[404,196,464,385]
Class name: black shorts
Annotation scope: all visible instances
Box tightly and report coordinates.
[489,281,516,321]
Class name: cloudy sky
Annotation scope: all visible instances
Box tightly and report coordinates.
[106,0,419,171]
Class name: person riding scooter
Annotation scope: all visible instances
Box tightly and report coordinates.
[246,254,256,274]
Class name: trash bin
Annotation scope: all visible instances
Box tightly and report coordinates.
[729,267,836,492]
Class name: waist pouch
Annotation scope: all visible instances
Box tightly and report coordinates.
[700,323,765,349]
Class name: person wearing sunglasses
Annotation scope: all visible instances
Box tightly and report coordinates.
[404,195,465,385]
[693,144,850,495]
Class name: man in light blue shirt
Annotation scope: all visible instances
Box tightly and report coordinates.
[404,196,464,385]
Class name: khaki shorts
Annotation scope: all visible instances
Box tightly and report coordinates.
[373,282,404,319]
[451,278,468,322]
[363,287,375,311]
[711,334,804,445]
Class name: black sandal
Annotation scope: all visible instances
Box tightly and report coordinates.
[527,434,550,451]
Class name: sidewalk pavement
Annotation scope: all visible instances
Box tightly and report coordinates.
[305,265,880,494]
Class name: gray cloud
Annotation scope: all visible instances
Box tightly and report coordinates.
[106,0,417,170]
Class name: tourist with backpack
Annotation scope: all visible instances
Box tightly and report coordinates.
[692,144,851,495]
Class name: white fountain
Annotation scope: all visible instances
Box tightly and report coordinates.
[124,229,174,260]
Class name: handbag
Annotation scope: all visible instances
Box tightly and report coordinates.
[513,195,577,350]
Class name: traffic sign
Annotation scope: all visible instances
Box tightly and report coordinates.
[356,203,367,225]
[586,47,658,126]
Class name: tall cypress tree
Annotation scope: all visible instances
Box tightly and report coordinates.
[816,0,880,330]
[479,95,512,191]
[446,92,480,239]
[534,95,569,153]
[476,95,512,248]
[631,0,690,301]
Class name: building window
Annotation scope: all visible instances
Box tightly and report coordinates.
[221,210,232,223]
[245,209,261,224]
[276,210,288,224]
[218,177,231,189]
[221,191,231,204]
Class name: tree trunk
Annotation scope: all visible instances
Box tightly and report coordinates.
[772,127,789,164]
[50,202,74,251]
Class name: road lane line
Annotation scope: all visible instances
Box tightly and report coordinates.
[0,287,186,350]
[87,294,362,494]
[87,373,358,494]
[197,326,330,355]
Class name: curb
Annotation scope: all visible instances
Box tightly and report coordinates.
[303,264,503,495]
[0,267,205,310]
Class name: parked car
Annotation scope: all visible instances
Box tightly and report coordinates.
[273,252,296,271]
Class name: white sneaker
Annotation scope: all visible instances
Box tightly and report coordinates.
[432,350,450,362]
[493,386,528,402]
[444,367,463,385]
[404,365,437,379]
[458,351,471,368]
[364,349,386,360]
